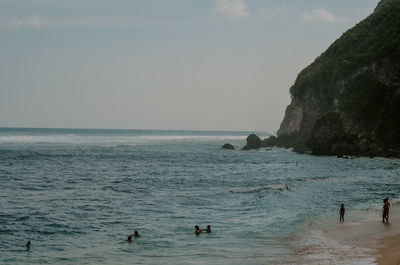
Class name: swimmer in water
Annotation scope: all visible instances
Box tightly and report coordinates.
[339,204,345,222]
[195,225,201,235]
[127,235,133,243]
[26,240,31,249]
[205,225,211,233]
[134,231,141,238]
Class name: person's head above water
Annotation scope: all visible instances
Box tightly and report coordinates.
[206,225,211,233]
[134,231,139,237]
[195,225,200,230]
[127,235,133,242]
[26,240,31,248]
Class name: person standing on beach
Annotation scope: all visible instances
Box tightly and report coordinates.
[382,198,390,223]
[339,203,345,222]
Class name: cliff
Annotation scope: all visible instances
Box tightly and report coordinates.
[277,0,400,157]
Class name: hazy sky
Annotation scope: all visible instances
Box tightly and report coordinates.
[0,0,380,132]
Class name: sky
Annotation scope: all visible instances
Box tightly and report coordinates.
[0,0,380,133]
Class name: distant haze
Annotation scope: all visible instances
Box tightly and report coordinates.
[0,0,379,133]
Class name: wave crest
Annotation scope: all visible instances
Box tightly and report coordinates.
[0,134,247,145]
[231,184,291,193]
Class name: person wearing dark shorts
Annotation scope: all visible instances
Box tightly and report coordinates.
[382,198,390,223]
[339,203,345,222]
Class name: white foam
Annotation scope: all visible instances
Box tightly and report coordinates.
[0,134,248,145]
[231,184,291,193]
[288,229,377,265]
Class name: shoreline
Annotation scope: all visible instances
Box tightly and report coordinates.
[325,206,400,265]
[289,205,400,265]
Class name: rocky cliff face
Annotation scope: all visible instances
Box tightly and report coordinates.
[277,0,400,157]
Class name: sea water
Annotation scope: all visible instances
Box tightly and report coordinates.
[1,128,400,265]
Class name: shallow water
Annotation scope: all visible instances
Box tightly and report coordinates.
[1,128,400,264]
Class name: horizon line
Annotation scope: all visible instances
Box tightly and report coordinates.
[0,126,273,135]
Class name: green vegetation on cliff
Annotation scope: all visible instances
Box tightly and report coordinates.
[278,0,400,156]
[291,0,400,97]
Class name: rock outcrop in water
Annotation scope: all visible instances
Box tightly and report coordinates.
[275,0,400,157]
[261,136,277,148]
[222,143,235,150]
[242,134,262,150]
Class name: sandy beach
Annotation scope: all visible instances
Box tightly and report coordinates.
[376,234,400,265]
[325,205,400,265]
[288,204,400,265]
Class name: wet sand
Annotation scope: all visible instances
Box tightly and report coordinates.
[377,234,400,265]
[325,206,400,265]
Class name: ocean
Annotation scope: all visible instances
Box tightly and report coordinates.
[1,128,399,264]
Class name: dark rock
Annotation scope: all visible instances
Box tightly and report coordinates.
[222,143,235,150]
[242,134,262,150]
[306,112,345,155]
[261,136,277,147]
[358,134,385,155]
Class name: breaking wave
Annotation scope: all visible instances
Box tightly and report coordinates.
[231,184,291,193]
[0,134,248,145]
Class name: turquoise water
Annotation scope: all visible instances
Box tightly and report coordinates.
[1,128,400,264]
